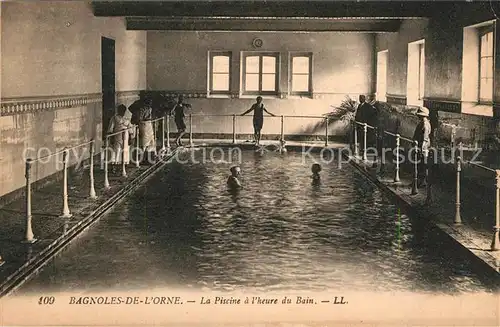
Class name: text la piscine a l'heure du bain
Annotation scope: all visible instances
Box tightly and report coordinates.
[64,295,348,305]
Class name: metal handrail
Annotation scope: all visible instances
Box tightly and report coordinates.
[106,128,132,138]
[354,120,375,129]
[399,135,414,144]
[31,140,94,163]
[466,161,496,173]
[182,114,337,119]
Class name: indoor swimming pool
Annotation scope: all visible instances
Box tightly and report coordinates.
[16,147,497,295]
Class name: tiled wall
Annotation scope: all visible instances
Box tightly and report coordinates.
[0,94,103,197]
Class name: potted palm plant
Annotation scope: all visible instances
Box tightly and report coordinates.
[326,95,357,123]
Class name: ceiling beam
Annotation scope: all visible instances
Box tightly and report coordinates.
[92,1,440,18]
[125,17,402,32]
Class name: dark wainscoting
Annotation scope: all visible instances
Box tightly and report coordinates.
[423,98,461,114]
[386,94,407,106]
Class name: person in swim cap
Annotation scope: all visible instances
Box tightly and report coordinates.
[311,163,322,181]
[227,166,242,189]
[279,139,287,153]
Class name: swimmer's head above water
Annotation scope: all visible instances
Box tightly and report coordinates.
[230,166,241,177]
[311,163,322,174]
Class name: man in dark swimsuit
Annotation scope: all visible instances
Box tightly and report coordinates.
[172,95,191,146]
[241,96,275,145]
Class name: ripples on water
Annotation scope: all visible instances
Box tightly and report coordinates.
[20,149,495,294]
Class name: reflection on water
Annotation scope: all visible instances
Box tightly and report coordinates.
[18,150,495,294]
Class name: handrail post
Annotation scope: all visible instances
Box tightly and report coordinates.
[280,115,285,143]
[89,140,97,199]
[104,136,110,189]
[232,114,236,144]
[454,156,462,225]
[411,140,419,195]
[424,149,431,205]
[394,134,400,182]
[121,130,128,178]
[24,158,36,243]
[363,123,367,161]
[325,116,329,147]
[153,120,157,153]
[60,149,72,218]
[189,114,193,146]
[135,125,140,167]
[491,170,500,251]
[166,115,171,153]
[451,125,456,149]
[161,116,166,152]
[354,122,359,157]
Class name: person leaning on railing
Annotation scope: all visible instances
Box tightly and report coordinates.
[138,97,157,164]
[412,107,432,188]
[172,95,192,147]
[107,104,136,171]
[354,95,378,151]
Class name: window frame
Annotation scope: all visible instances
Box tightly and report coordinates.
[417,42,425,101]
[376,50,388,102]
[478,25,494,104]
[208,51,232,96]
[241,52,280,96]
[289,52,313,97]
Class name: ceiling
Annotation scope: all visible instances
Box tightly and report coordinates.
[90,1,473,32]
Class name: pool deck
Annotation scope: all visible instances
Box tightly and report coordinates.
[347,154,500,279]
[0,138,499,296]
[0,149,178,297]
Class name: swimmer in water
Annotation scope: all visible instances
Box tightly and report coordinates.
[279,139,287,153]
[311,163,322,181]
[227,166,242,189]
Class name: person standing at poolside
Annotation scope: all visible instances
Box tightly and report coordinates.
[107,104,136,169]
[241,96,276,146]
[138,97,157,164]
[172,95,192,147]
[412,107,432,188]
[354,95,378,153]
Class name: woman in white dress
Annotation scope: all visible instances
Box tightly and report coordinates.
[107,104,136,166]
[138,98,157,164]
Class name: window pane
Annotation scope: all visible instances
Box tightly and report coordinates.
[245,73,259,91]
[212,73,229,91]
[292,74,309,92]
[246,56,260,73]
[213,56,229,73]
[293,56,310,74]
[481,34,488,56]
[262,56,276,74]
[481,32,494,57]
[480,57,493,79]
[487,57,493,78]
[480,78,493,101]
[480,58,487,78]
[261,73,276,91]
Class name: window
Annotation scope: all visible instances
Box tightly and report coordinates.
[407,40,425,106]
[479,27,494,103]
[376,50,388,102]
[290,53,312,96]
[242,52,279,95]
[418,43,425,100]
[209,52,231,95]
[462,21,495,116]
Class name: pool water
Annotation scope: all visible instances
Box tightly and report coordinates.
[17,148,496,294]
